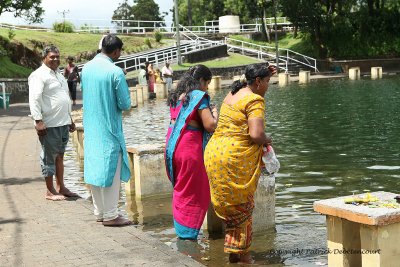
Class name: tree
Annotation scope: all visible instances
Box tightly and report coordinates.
[0,0,44,23]
[112,0,135,27]
[131,0,165,25]
[175,0,224,26]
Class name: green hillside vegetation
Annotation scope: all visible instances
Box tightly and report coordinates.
[0,28,174,59]
[0,56,32,78]
[0,28,176,78]
[172,53,262,70]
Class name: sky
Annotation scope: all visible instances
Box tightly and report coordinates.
[0,0,174,28]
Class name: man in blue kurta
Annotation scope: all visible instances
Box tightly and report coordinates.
[81,34,131,226]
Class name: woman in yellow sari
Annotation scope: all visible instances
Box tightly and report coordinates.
[204,64,276,263]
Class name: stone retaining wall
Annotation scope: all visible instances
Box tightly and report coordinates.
[0,78,29,103]
[318,58,400,73]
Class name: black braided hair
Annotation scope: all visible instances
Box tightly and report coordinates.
[167,64,212,107]
[231,63,271,95]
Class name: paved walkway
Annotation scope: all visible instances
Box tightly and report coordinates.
[0,103,202,267]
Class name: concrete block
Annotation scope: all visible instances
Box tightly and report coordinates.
[155,83,167,99]
[371,67,382,80]
[315,191,400,267]
[172,81,179,90]
[360,223,400,267]
[129,87,138,107]
[349,67,360,80]
[136,86,144,105]
[298,71,310,84]
[126,144,172,199]
[142,85,149,101]
[208,76,221,90]
[279,73,290,87]
[203,174,276,235]
[74,124,84,162]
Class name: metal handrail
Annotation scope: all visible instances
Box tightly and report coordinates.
[225,37,318,72]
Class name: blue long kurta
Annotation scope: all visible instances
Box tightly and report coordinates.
[81,54,131,187]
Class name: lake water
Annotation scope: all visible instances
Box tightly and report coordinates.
[64,75,400,266]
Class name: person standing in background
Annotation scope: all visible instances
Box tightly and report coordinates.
[63,56,80,105]
[162,62,173,92]
[138,64,147,86]
[147,63,155,93]
[81,34,132,226]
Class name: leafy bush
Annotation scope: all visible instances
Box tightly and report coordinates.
[53,21,75,33]
[144,38,152,48]
[154,30,162,42]
[8,29,16,40]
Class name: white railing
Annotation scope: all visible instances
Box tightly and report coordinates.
[73,37,223,74]
[1,17,293,34]
[225,37,318,72]
[75,20,172,34]
[0,23,53,32]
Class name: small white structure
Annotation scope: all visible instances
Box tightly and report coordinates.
[129,87,138,107]
[208,76,222,91]
[349,67,360,80]
[154,83,167,99]
[219,15,240,33]
[279,73,290,87]
[299,71,310,84]
[371,67,383,80]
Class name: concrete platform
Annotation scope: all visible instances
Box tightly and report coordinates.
[0,103,202,267]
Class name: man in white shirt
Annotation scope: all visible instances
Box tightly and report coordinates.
[161,62,173,92]
[29,45,78,201]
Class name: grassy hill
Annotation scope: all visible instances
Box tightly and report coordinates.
[0,56,32,78]
[0,28,174,78]
[0,28,275,79]
[0,28,173,58]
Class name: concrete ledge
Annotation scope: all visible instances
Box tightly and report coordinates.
[127,144,165,156]
[314,191,400,226]
[126,144,171,199]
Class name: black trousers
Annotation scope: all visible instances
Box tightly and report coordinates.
[67,81,77,101]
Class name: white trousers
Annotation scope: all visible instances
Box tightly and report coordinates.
[91,154,121,221]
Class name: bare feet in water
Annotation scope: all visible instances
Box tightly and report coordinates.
[229,253,255,264]
[58,187,80,197]
[102,215,132,227]
[45,190,66,201]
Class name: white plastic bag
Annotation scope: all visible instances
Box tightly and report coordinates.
[262,145,280,175]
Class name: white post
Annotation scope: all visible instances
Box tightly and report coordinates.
[371,67,382,80]
[299,71,310,84]
[349,67,360,80]
[1,82,6,110]
[279,73,290,87]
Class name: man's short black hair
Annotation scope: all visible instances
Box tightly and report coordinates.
[101,34,123,54]
[42,45,59,58]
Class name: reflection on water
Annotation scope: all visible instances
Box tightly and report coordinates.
[65,76,400,266]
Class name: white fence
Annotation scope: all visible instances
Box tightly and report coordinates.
[1,17,292,34]
[225,37,318,73]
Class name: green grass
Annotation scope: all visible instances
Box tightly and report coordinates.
[0,28,175,78]
[173,53,262,70]
[125,53,263,79]
[0,28,174,61]
[230,32,308,51]
[0,56,32,78]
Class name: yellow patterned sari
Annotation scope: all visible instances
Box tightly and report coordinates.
[204,93,265,254]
